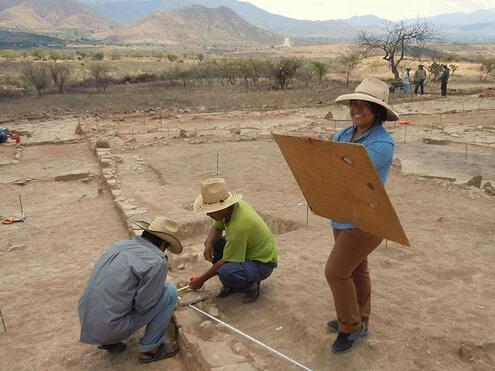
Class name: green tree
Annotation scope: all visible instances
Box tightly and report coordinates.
[167,53,178,62]
[476,56,495,81]
[340,52,363,86]
[93,52,105,61]
[310,61,328,84]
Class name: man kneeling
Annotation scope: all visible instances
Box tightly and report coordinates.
[78,217,183,363]
[190,178,278,303]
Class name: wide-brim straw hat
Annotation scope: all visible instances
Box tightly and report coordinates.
[335,78,399,121]
[132,216,183,254]
[194,178,242,214]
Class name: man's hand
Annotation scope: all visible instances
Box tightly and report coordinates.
[189,275,204,290]
[203,244,214,262]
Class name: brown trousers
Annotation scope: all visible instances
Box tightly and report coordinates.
[325,228,383,333]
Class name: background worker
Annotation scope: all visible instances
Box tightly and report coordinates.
[78,217,183,364]
[413,64,427,95]
[402,67,412,95]
[326,78,397,353]
[190,178,278,303]
[440,64,450,97]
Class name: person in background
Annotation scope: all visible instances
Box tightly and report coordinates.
[413,64,427,95]
[326,78,398,353]
[402,67,411,96]
[440,65,450,97]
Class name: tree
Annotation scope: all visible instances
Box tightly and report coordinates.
[476,56,495,81]
[273,58,302,90]
[167,53,177,62]
[21,62,48,97]
[310,61,328,84]
[88,63,111,92]
[358,20,436,79]
[48,64,71,93]
[93,51,105,61]
[340,52,363,86]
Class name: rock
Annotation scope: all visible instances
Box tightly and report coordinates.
[466,175,482,188]
[7,244,26,252]
[125,137,136,143]
[482,182,493,190]
[187,130,198,138]
[200,320,212,330]
[179,128,187,138]
[423,138,450,145]
[324,111,334,120]
[229,128,241,135]
[55,172,90,182]
[94,139,110,148]
[177,264,185,271]
[208,307,220,317]
[392,157,402,171]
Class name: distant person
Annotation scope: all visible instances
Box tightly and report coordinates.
[78,217,183,363]
[190,178,278,303]
[440,65,450,97]
[0,127,10,144]
[327,78,398,353]
[402,67,412,96]
[413,64,427,95]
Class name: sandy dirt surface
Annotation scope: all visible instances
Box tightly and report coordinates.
[1,94,494,370]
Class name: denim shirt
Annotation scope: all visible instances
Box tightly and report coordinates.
[331,123,395,230]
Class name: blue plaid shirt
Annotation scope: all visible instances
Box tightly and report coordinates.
[78,237,168,344]
[331,123,395,230]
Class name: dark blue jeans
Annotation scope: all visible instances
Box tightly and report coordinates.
[211,238,276,292]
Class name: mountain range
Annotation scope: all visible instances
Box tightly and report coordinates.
[104,5,282,46]
[0,0,114,35]
[1,0,495,45]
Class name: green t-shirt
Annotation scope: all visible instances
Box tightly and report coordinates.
[213,200,278,264]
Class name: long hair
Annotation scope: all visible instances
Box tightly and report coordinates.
[369,102,387,124]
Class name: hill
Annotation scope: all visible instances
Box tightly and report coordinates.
[82,0,495,42]
[107,5,283,47]
[0,29,66,48]
[0,0,115,36]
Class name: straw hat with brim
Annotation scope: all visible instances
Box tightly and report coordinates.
[194,178,242,214]
[335,78,399,121]
[132,217,183,254]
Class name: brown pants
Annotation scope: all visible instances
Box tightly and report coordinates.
[325,228,383,333]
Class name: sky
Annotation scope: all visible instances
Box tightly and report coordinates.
[245,0,495,21]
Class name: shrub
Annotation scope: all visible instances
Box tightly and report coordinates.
[93,52,105,61]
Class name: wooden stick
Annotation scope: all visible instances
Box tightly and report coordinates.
[0,307,6,333]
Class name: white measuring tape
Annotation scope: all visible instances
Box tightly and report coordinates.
[187,303,313,371]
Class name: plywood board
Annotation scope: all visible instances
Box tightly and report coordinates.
[274,134,409,246]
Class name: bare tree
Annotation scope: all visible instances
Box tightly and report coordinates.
[21,62,48,97]
[358,20,436,79]
[340,52,363,86]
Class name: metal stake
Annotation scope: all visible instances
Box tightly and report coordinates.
[403,125,408,143]
[464,143,468,160]
[334,120,336,130]
[0,307,6,333]
[385,240,388,248]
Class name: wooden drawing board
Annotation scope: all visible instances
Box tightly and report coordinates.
[274,134,410,246]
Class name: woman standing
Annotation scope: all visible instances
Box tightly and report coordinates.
[326,78,398,353]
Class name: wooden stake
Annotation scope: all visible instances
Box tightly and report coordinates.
[403,125,408,144]
[306,203,309,226]
[464,143,468,160]
[0,307,6,333]
[18,194,23,215]
[216,153,219,175]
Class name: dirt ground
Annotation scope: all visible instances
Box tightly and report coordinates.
[1,92,495,370]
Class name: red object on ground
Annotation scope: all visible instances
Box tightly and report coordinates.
[399,120,409,125]
[12,135,21,144]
